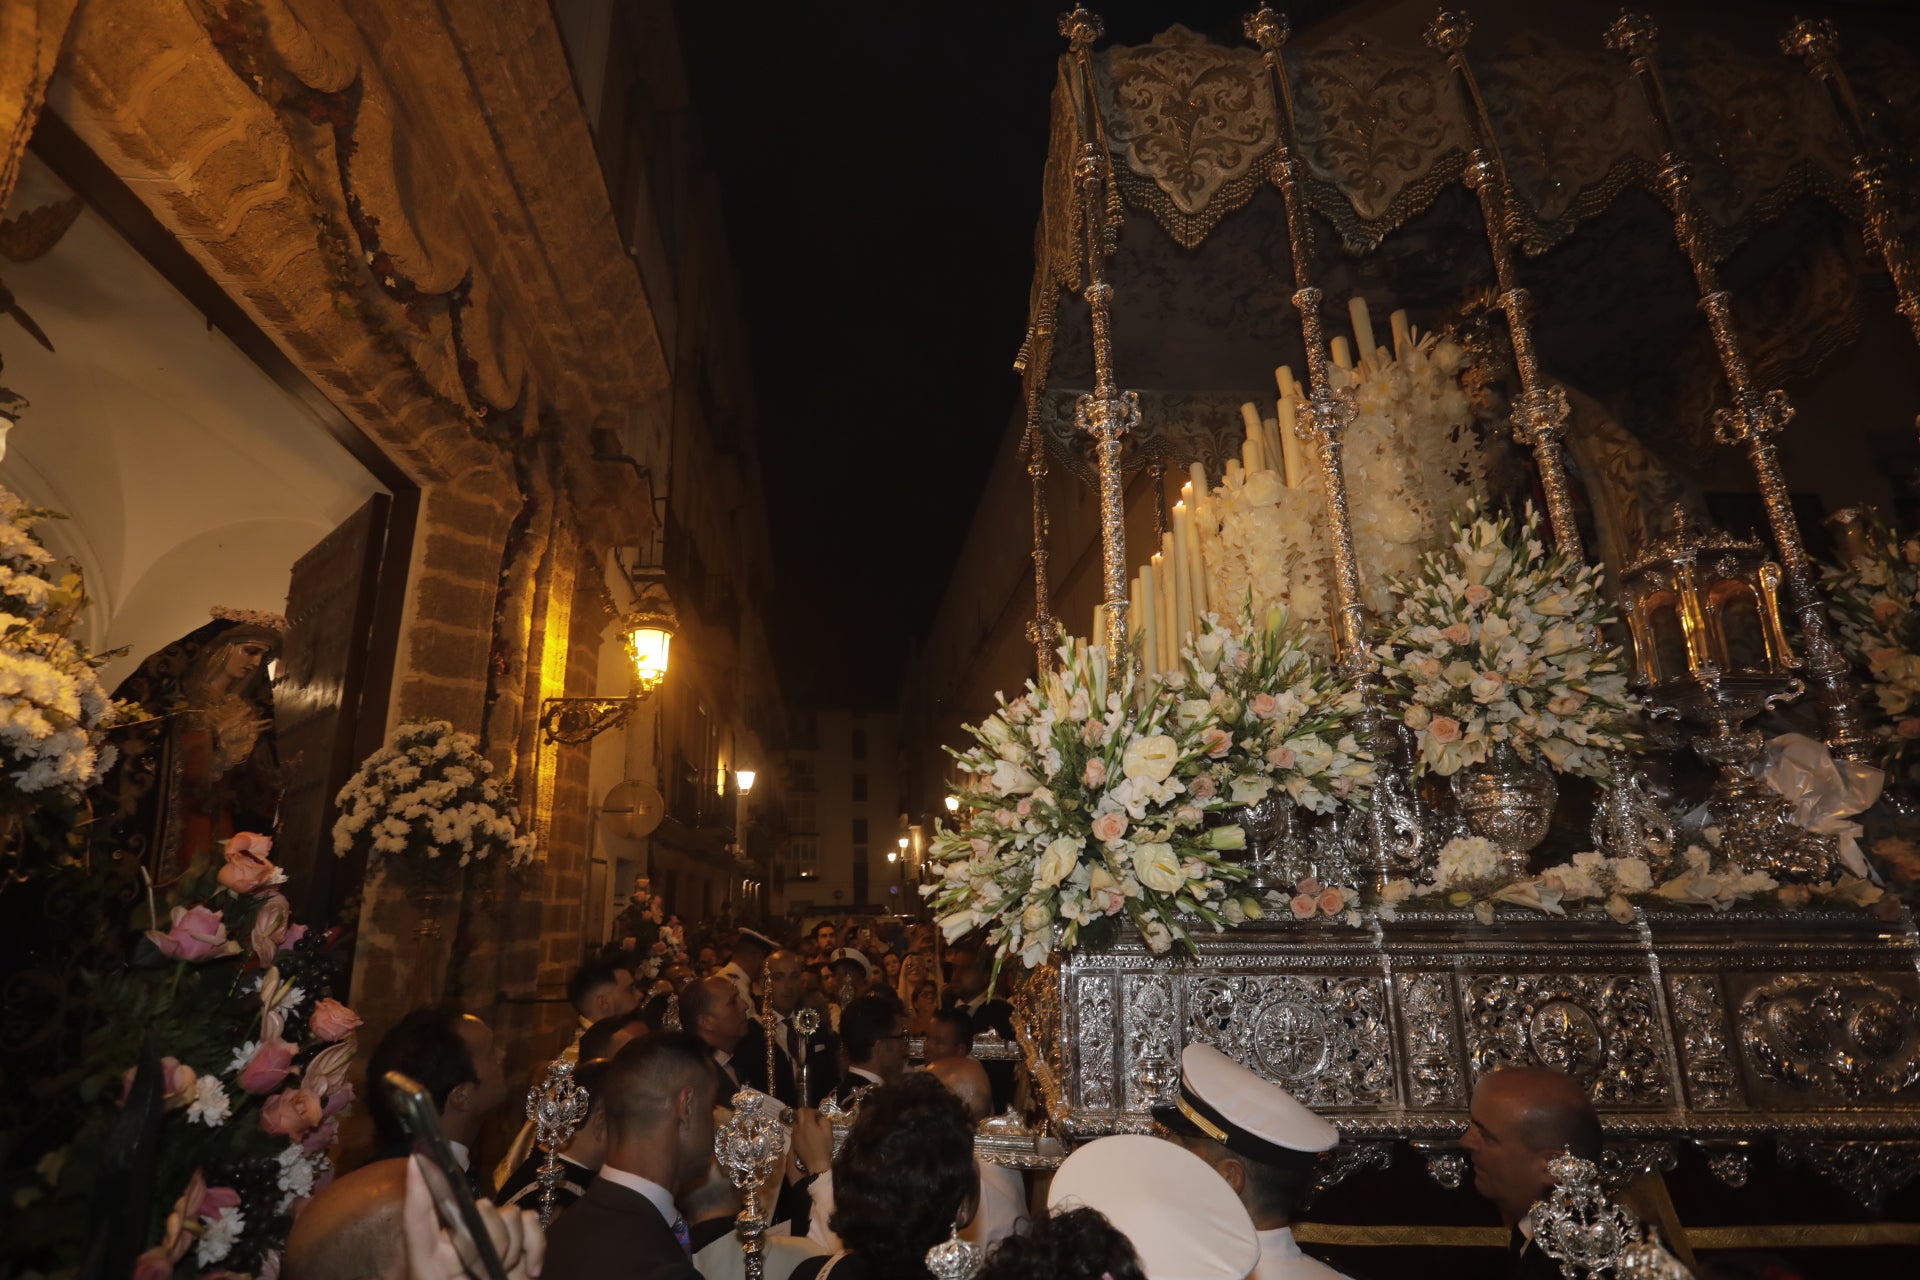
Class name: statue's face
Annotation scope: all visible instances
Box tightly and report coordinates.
[223,640,273,685]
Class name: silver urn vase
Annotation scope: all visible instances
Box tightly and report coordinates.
[1235,793,1301,895]
[1450,746,1558,877]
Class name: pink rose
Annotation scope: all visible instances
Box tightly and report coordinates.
[1317,888,1346,916]
[1082,757,1108,788]
[219,832,280,895]
[306,1039,356,1099]
[1443,623,1473,646]
[1898,718,1920,740]
[1090,812,1129,843]
[122,1057,198,1109]
[1201,728,1233,759]
[237,1039,299,1094]
[1428,716,1463,744]
[1464,583,1493,607]
[1016,799,1033,816]
[1091,886,1124,916]
[146,905,238,962]
[1289,894,1318,920]
[1176,806,1204,825]
[250,893,291,967]
[309,998,362,1042]
[1249,693,1278,720]
[260,1087,324,1139]
[1189,774,1217,799]
[993,809,1018,829]
[1296,878,1323,897]
[1265,746,1296,770]
[1416,657,1444,681]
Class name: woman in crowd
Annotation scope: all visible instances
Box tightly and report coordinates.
[905,979,940,1037]
[975,1208,1147,1280]
[788,1074,977,1280]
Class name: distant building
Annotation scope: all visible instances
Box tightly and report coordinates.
[776,709,910,920]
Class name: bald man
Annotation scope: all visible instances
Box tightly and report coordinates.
[1461,1066,1603,1280]
[286,1159,410,1280]
[926,1056,1028,1252]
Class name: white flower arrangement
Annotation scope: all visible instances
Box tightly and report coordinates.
[1821,512,1920,775]
[924,640,1258,969]
[331,720,535,871]
[1199,465,1334,651]
[1379,500,1635,779]
[1391,839,1784,922]
[1172,607,1373,816]
[0,486,134,808]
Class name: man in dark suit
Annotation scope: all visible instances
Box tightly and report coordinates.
[681,975,755,1096]
[830,996,907,1108]
[543,1033,718,1280]
[764,949,840,1106]
[364,1008,508,1199]
[943,950,1017,1111]
[1461,1065,1603,1280]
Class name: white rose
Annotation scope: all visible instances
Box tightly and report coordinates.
[1122,734,1180,784]
[1036,836,1081,889]
[1132,842,1185,893]
[1020,902,1049,932]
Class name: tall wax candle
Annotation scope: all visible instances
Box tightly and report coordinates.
[1330,336,1352,370]
[1157,542,1178,672]
[1171,506,1193,640]
[1139,563,1159,677]
[1390,308,1412,362]
[1183,494,1210,620]
[1348,297,1377,371]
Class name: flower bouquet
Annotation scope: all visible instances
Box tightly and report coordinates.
[331,720,536,884]
[1379,500,1635,779]
[924,640,1257,969]
[0,486,135,815]
[1821,511,1920,780]
[1172,607,1374,816]
[17,833,357,1280]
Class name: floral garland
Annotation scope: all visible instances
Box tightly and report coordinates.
[0,486,135,809]
[1172,608,1373,815]
[1388,831,1890,924]
[331,719,536,873]
[19,834,357,1280]
[1821,511,1920,776]
[1379,500,1635,779]
[924,641,1256,968]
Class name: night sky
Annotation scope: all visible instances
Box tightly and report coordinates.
[676,1,1325,706]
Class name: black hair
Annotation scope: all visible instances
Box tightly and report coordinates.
[829,1074,977,1278]
[977,1208,1147,1280]
[733,930,773,957]
[601,1032,718,1135]
[839,995,902,1065]
[573,1056,613,1118]
[364,1008,479,1147]
[579,1011,645,1064]
[930,1006,972,1045]
[566,958,629,1015]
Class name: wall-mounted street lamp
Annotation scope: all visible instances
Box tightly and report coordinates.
[944,795,960,813]
[736,769,757,794]
[540,588,678,745]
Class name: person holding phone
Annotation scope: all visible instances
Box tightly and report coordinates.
[542,1034,718,1280]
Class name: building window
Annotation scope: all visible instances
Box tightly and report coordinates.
[852,817,867,844]
[851,728,867,760]
[853,847,868,904]
[851,774,867,802]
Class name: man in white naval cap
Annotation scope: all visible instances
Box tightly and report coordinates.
[720,927,779,1008]
[1048,1133,1261,1280]
[1152,1043,1351,1280]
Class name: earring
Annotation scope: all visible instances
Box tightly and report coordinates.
[923,1222,982,1280]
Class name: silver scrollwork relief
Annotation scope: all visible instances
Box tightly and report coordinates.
[1599,1140,1679,1194]
[1464,974,1672,1105]
[1740,976,1920,1101]
[1123,974,1179,1112]
[1184,974,1394,1106]
[1398,972,1466,1108]
[1312,1142,1393,1196]
[1667,974,1741,1109]
[1777,1139,1920,1211]
[1075,974,1117,1112]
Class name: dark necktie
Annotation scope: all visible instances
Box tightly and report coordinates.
[672,1215,692,1258]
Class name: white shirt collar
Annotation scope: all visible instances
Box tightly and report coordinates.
[596,1164,681,1226]
[447,1140,471,1172]
[714,1048,733,1068]
[848,1066,885,1087]
[1259,1226,1301,1258]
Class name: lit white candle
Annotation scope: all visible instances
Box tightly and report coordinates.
[1183,492,1210,621]
[1348,297,1376,372]
[1139,563,1159,677]
[1390,308,1412,362]
[1277,393,1305,488]
[1330,336,1352,371]
[1172,508,1194,643]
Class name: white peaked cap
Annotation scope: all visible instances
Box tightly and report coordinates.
[1152,1042,1340,1170]
[1046,1134,1260,1280]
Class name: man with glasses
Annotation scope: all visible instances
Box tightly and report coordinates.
[829,995,906,1107]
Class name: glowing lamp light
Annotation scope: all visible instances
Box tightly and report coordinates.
[737,769,757,794]
[898,836,910,849]
[944,795,960,813]
[887,850,898,863]
[625,619,673,695]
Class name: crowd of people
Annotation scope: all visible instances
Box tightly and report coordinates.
[281,895,1617,1280]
